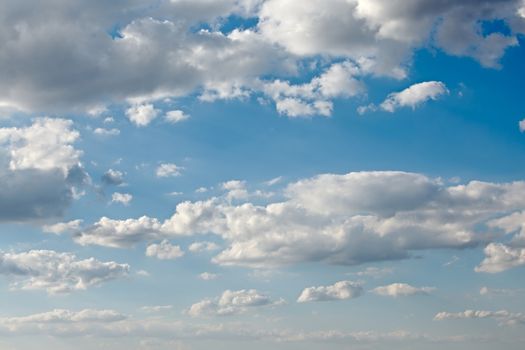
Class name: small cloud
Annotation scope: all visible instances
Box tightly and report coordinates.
[195,187,208,193]
[146,240,184,260]
[140,305,173,313]
[93,127,120,136]
[111,192,132,206]
[264,176,283,186]
[126,104,159,127]
[297,281,363,303]
[165,110,190,124]
[103,117,115,124]
[519,118,525,133]
[156,163,183,178]
[42,219,83,234]
[372,283,435,297]
[199,272,219,280]
[101,169,125,186]
[136,270,150,277]
[189,241,220,253]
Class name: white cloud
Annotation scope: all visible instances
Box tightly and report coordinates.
[352,267,393,278]
[74,216,163,248]
[0,250,129,294]
[75,171,525,270]
[0,309,127,324]
[189,241,220,253]
[519,119,525,132]
[125,104,159,127]
[297,281,363,303]
[0,118,87,222]
[0,0,522,119]
[165,110,190,124]
[188,289,279,317]
[434,310,525,326]
[0,118,81,174]
[93,127,120,136]
[475,243,525,273]
[42,219,83,234]
[379,81,448,112]
[111,192,133,206]
[146,240,184,260]
[156,163,182,178]
[140,305,173,313]
[101,169,124,186]
[372,283,435,297]
[199,272,219,281]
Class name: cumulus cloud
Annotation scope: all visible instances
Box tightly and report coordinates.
[73,171,525,270]
[111,192,133,206]
[42,219,83,234]
[372,283,435,297]
[189,241,221,253]
[93,127,120,136]
[297,281,363,303]
[101,169,125,186]
[434,310,525,326]
[187,289,280,317]
[156,163,182,178]
[520,119,525,132]
[125,104,159,127]
[0,250,129,294]
[145,240,184,260]
[165,110,190,124]
[0,0,522,118]
[0,118,87,222]
[359,81,448,114]
[475,243,525,273]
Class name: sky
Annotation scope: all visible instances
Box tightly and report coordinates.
[1,1,525,349]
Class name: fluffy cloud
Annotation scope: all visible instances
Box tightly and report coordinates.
[371,283,435,297]
[297,280,363,303]
[0,0,523,117]
[0,118,87,222]
[359,81,448,114]
[0,250,129,294]
[188,289,280,317]
[126,104,159,127]
[101,169,125,186]
[93,127,120,136]
[380,81,449,112]
[74,171,525,270]
[74,216,163,248]
[42,219,83,234]
[189,241,221,253]
[145,240,184,260]
[156,163,182,178]
[165,110,190,124]
[475,243,525,273]
[520,119,525,132]
[434,310,525,326]
[111,192,133,206]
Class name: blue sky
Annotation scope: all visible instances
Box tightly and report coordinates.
[1,1,525,349]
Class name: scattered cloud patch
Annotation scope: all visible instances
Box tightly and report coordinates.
[0,250,129,294]
[146,240,184,260]
[188,289,280,317]
[156,163,182,178]
[165,110,190,124]
[297,280,363,303]
[111,192,133,206]
[126,104,159,127]
[372,283,435,297]
[475,243,525,273]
